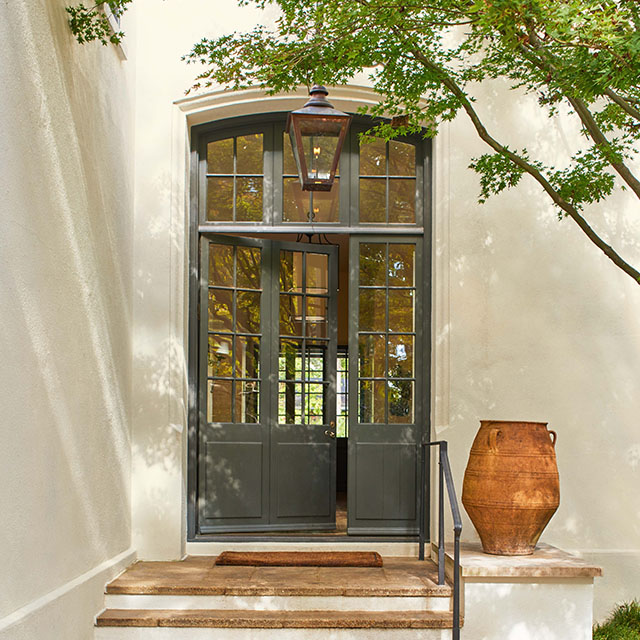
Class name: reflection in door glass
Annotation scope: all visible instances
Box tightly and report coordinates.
[278,249,330,426]
[359,138,416,224]
[358,243,416,424]
[207,242,261,424]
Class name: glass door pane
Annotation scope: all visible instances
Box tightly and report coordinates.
[277,250,331,425]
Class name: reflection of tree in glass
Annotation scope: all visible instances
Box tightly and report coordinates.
[236,177,263,222]
[359,244,386,285]
[206,134,264,222]
[389,364,412,419]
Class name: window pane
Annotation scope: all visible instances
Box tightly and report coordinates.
[283,133,298,174]
[236,335,260,378]
[388,179,415,224]
[235,381,260,423]
[209,244,233,287]
[360,244,387,287]
[283,177,310,222]
[280,339,302,379]
[389,141,415,176]
[358,334,386,378]
[208,334,233,377]
[306,296,328,338]
[388,289,414,332]
[280,294,302,335]
[359,244,386,286]
[236,291,261,333]
[305,383,326,424]
[360,138,386,175]
[305,348,327,382]
[208,288,233,332]
[360,178,386,223]
[207,177,234,221]
[359,380,386,423]
[208,379,232,423]
[235,177,263,222]
[236,134,263,174]
[280,251,303,293]
[310,181,340,222]
[236,246,261,289]
[279,381,302,424]
[388,244,415,286]
[388,335,414,378]
[359,288,386,332]
[388,380,413,423]
[306,253,328,293]
[207,138,233,174]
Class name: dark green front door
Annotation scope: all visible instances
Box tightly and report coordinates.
[198,236,338,532]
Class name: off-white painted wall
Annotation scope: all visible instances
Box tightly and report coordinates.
[464,579,595,640]
[0,1,135,637]
[130,0,640,622]
[432,80,640,619]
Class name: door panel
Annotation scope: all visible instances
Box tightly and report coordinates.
[198,236,338,533]
[348,237,423,534]
[198,237,270,532]
[203,441,264,519]
[269,242,338,529]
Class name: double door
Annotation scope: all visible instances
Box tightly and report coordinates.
[199,236,338,532]
[196,235,423,534]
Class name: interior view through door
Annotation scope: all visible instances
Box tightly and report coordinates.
[197,233,421,536]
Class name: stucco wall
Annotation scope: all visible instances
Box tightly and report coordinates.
[0,1,136,637]
[433,84,640,620]
[129,0,640,623]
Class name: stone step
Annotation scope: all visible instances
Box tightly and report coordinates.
[95,609,455,639]
[104,593,451,612]
[105,556,452,599]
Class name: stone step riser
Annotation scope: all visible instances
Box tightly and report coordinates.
[95,628,451,640]
[104,594,451,612]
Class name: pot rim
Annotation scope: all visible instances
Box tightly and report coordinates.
[479,419,549,426]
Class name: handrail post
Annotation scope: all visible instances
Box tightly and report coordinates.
[419,443,426,560]
[423,439,462,639]
[453,528,461,640]
[438,445,445,585]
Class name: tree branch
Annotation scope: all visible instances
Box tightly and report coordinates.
[603,88,640,123]
[409,46,640,283]
[518,36,640,200]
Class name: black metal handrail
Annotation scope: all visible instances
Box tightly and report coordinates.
[419,440,462,640]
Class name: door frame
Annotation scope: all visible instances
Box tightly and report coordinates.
[186,113,433,541]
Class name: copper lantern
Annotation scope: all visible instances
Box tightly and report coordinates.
[286,85,351,192]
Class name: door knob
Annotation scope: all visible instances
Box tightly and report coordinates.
[324,429,336,438]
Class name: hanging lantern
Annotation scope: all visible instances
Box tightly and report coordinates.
[286,85,352,192]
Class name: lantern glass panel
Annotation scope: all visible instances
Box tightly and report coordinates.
[302,134,339,182]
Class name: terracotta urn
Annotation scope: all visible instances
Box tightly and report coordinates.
[462,420,560,555]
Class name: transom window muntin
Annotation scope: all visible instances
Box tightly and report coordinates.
[358,138,417,224]
[198,117,426,228]
[206,132,265,223]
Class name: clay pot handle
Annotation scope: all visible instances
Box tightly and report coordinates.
[488,428,501,453]
[548,430,557,447]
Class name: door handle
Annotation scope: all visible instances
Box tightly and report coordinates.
[325,423,336,438]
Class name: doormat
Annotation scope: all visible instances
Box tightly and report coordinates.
[214,551,383,568]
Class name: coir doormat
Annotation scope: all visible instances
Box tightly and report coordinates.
[215,551,383,567]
